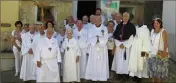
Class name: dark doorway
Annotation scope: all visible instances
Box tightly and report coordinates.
[77,1,96,20]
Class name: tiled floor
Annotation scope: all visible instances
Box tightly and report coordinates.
[1,59,176,83]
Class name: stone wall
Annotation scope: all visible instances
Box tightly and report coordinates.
[19,0,73,32]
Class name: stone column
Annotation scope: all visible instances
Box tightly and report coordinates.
[162,1,176,61]
[72,0,78,21]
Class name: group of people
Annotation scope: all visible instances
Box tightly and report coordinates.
[11,8,169,83]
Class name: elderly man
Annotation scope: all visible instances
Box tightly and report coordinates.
[32,23,46,79]
[111,12,116,21]
[35,28,61,82]
[85,15,109,81]
[56,28,66,79]
[112,12,136,82]
[20,24,37,81]
[114,13,122,30]
[65,16,76,29]
[62,27,80,82]
[73,20,88,80]
[82,15,89,30]
[87,15,95,30]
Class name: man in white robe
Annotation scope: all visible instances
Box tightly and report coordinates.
[111,12,136,81]
[56,28,66,78]
[32,23,46,79]
[82,15,89,29]
[62,27,81,82]
[85,15,109,81]
[111,12,116,21]
[114,13,122,31]
[35,28,61,82]
[20,24,37,81]
[128,24,151,82]
[87,15,95,30]
[73,20,88,80]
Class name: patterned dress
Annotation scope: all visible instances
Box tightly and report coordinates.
[148,29,168,79]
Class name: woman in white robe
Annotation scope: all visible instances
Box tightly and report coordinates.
[62,28,81,82]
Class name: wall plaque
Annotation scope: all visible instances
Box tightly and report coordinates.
[1,23,11,27]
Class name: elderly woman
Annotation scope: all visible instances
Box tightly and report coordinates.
[148,18,168,83]
[11,21,23,76]
[106,20,116,80]
[112,12,136,81]
[62,27,80,82]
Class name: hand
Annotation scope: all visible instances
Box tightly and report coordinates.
[141,52,146,57]
[37,61,41,68]
[28,49,33,54]
[119,44,124,49]
[76,56,80,63]
[162,51,168,58]
[17,47,21,51]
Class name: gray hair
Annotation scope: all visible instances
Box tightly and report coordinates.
[90,15,95,19]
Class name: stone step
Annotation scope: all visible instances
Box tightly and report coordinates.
[1,53,15,71]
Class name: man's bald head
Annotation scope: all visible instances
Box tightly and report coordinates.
[95,15,101,24]
[111,12,117,20]
[67,16,74,24]
[76,20,83,28]
[122,12,130,22]
[29,24,35,33]
[82,15,88,24]
[90,15,95,24]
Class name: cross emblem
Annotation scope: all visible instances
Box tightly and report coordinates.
[30,39,33,43]
[78,36,80,39]
[66,47,69,51]
[48,47,52,51]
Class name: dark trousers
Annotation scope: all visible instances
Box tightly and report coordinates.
[108,50,114,71]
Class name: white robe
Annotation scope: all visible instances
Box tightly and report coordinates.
[129,25,151,78]
[111,35,134,74]
[62,38,81,82]
[73,26,88,79]
[44,30,58,38]
[32,33,46,78]
[35,37,61,82]
[85,24,109,81]
[20,32,37,81]
[56,33,67,76]
[87,23,94,31]
[65,24,76,30]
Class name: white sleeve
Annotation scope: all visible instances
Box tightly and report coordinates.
[57,45,62,63]
[11,30,15,37]
[21,36,29,56]
[35,43,41,62]
[115,40,122,47]
[122,35,134,48]
[141,29,152,52]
